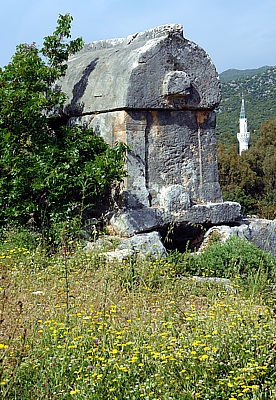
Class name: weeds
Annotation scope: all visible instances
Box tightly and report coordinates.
[0,229,275,399]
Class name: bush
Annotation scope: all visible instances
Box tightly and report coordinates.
[167,236,276,284]
[198,236,275,280]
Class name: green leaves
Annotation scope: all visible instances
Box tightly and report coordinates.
[0,15,127,232]
[42,14,84,75]
[0,14,83,137]
[0,124,127,227]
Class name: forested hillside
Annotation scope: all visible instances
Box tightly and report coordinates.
[216,66,276,219]
[219,66,271,83]
[216,65,276,147]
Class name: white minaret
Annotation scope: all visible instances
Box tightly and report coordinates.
[237,94,250,155]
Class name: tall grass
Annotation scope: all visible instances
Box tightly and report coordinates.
[0,228,275,399]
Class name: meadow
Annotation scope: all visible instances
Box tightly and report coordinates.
[0,228,275,399]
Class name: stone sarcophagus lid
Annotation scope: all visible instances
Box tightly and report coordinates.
[60,24,241,236]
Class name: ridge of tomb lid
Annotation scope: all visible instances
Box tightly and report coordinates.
[78,24,184,53]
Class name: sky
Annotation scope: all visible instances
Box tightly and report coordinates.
[0,0,275,73]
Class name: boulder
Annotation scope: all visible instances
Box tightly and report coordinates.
[86,231,166,261]
[233,218,276,255]
[199,218,276,255]
[117,231,166,258]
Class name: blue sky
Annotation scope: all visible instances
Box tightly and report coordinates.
[0,0,275,72]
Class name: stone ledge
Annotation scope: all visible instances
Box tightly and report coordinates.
[109,201,242,236]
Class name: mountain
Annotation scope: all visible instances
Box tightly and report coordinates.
[216,65,276,147]
[219,66,271,83]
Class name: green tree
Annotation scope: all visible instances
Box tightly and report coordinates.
[0,14,83,136]
[247,120,276,218]
[218,120,276,218]
[217,145,259,194]
[246,119,276,192]
[0,14,127,230]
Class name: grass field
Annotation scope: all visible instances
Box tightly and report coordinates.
[0,228,275,399]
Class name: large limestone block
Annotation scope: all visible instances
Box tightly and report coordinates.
[117,231,166,258]
[60,24,221,115]
[60,25,242,238]
[186,201,242,225]
[70,108,222,207]
[110,209,164,236]
[110,202,241,237]
[160,185,191,212]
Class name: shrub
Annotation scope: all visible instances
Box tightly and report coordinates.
[167,236,275,284]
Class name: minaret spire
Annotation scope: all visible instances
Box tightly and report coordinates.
[240,93,246,119]
[237,94,250,155]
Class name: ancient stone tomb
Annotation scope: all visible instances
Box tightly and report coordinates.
[60,24,241,237]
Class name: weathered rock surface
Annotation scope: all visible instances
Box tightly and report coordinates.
[59,24,242,244]
[234,218,276,255]
[86,231,166,260]
[183,276,234,292]
[61,24,221,114]
[117,231,166,258]
[85,217,275,261]
[109,201,241,236]
[200,218,276,255]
